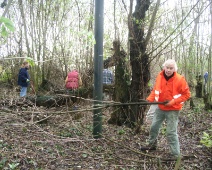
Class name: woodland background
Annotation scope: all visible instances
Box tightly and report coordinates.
[0,0,212,169]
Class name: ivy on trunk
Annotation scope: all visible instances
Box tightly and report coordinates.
[108,40,130,126]
[129,0,150,127]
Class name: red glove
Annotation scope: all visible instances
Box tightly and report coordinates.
[165,99,175,106]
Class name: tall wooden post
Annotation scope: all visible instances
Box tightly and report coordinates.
[93,0,104,138]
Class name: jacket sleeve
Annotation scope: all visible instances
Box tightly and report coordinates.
[146,91,155,102]
[174,77,191,104]
[146,86,156,102]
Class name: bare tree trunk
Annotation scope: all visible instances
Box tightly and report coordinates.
[0,0,13,26]
[127,0,133,56]
[204,1,212,110]
[87,0,94,72]
[187,5,203,97]
[18,0,31,58]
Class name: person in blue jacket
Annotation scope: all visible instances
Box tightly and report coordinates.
[204,71,208,84]
[18,61,30,98]
[103,68,114,85]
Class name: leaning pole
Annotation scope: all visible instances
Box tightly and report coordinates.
[93,0,104,138]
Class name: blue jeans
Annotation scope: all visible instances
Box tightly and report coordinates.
[20,86,27,97]
[149,107,180,156]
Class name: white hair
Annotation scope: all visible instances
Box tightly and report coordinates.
[163,59,178,71]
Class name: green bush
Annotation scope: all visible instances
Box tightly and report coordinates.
[200,131,212,148]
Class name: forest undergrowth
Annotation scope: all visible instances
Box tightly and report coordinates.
[0,86,211,170]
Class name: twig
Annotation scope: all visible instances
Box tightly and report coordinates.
[104,135,161,159]
[33,114,53,124]
[115,155,146,163]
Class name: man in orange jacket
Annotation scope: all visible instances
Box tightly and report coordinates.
[140,59,191,159]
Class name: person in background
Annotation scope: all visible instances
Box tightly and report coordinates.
[103,68,114,85]
[18,61,30,99]
[140,59,191,160]
[204,71,208,84]
[65,68,82,92]
[65,68,82,110]
[102,68,114,101]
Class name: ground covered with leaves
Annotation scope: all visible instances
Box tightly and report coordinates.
[0,87,211,170]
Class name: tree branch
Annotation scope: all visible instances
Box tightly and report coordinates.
[145,0,161,46]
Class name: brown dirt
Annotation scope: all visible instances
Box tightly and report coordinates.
[0,87,211,170]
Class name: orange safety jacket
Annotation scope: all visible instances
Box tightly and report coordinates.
[147,71,191,111]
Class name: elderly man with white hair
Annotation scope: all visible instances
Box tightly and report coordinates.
[140,59,191,160]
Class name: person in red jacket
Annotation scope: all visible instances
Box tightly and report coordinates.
[140,59,191,159]
[65,69,82,91]
[65,68,82,109]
